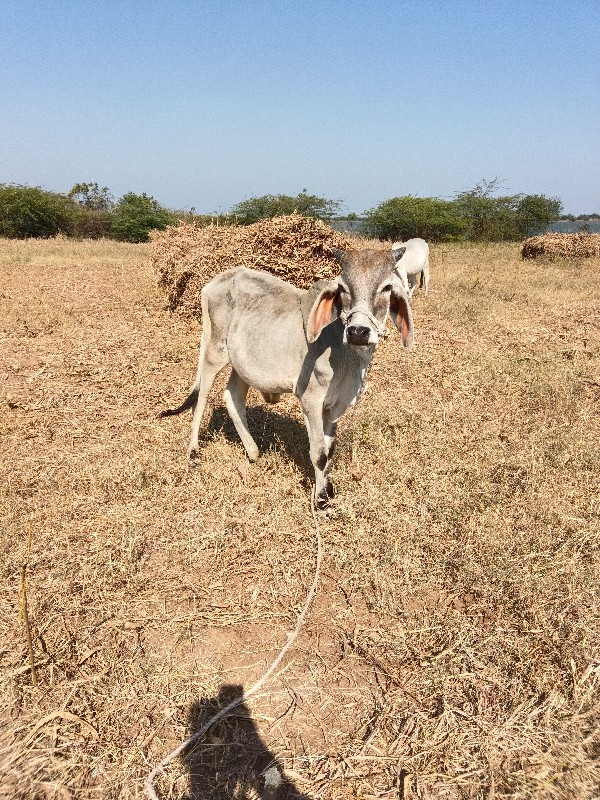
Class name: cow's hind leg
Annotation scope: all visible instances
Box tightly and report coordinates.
[407,273,417,299]
[188,310,229,460]
[421,258,430,295]
[224,370,260,462]
[188,353,229,459]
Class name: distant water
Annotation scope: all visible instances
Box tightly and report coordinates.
[330,219,369,234]
[546,220,600,234]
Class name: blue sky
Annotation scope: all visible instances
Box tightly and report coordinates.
[1,0,599,214]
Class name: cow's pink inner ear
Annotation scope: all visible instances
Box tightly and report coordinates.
[390,293,413,347]
[312,294,335,338]
[401,315,409,340]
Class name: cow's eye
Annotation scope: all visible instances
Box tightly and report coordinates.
[381,284,393,293]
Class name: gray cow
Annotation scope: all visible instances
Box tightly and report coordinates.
[160,248,414,509]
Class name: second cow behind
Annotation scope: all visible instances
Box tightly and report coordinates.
[392,238,430,298]
[160,248,414,510]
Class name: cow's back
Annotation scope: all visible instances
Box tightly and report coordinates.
[394,238,429,277]
[213,267,309,394]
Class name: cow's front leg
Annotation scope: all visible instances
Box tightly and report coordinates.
[322,412,338,499]
[302,400,333,510]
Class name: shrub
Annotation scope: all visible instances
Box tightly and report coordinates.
[0,184,75,238]
[66,182,114,238]
[67,182,113,212]
[514,194,563,238]
[452,180,518,241]
[453,180,562,241]
[365,196,465,241]
[110,192,176,243]
[68,207,113,238]
[230,190,341,224]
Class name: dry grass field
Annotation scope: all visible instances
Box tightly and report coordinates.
[1,236,599,800]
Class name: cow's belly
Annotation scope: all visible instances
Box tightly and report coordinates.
[227,321,302,394]
[235,358,296,394]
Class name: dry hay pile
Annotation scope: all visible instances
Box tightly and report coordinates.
[521,232,600,260]
[150,213,357,316]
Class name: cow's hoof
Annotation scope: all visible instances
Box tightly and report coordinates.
[246,446,259,462]
[187,447,199,462]
[316,503,336,518]
[315,490,335,516]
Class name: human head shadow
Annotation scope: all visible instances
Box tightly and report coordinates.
[180,684,310,799]
[205,405,313,484]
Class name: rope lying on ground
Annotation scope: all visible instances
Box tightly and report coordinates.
[145,493,324,800]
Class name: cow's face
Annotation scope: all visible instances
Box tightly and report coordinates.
[306,249,414,353]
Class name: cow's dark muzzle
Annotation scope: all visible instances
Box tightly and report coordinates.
[346,325,372,346]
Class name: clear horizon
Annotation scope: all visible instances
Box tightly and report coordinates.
[2,0,599,216]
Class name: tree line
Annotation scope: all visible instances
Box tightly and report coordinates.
[364,180,563,241]
[560,213,600,221]
[0,180,564,243]
[0,183,174,243]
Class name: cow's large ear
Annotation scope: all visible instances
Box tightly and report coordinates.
[306,281,342,343]
[392,246,406,263]
[389,280,414,350]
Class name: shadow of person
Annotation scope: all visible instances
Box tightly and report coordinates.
[205,405,313,484]
[180,684,310,799]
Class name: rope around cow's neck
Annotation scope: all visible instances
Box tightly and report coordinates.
[144,491,323,800]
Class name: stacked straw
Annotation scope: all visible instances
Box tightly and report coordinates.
[150,213,357,316]
[521,232,600,260]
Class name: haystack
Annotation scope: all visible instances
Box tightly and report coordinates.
[150,213,357,316]
[521,232,600,260]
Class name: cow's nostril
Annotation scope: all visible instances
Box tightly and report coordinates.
[347,325,371,341]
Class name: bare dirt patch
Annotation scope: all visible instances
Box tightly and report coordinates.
[1,238,599,799]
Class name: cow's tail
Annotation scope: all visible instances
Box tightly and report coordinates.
[158,287,211,419]
[158,389,199,418]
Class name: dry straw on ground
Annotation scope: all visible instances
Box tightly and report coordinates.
[150,213,361,316]
[521,231,600,260]
[1,237,600,799]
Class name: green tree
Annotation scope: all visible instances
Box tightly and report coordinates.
[231,189,341,224]
[365,196,465,241]
[453,180,563,240]
[67,182,114,238]
[110,192,175,243]
[452,179,520,241]
[514,194,562,237]
[68,182,114,211]
[0,183,75,238]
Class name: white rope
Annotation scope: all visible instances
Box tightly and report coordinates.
[145,493,323,800]
[340,306,389,339]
